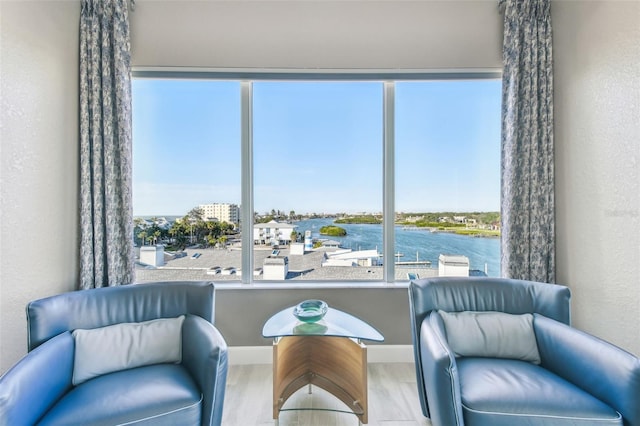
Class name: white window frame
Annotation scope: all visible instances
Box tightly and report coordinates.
[132,69,502,286]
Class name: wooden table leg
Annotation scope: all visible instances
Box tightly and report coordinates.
[273,336,368,423]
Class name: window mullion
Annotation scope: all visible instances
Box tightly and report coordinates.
[383,82,395,283]
[241,81,253,284]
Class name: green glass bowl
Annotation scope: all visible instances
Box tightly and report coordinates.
[293,300,328,323]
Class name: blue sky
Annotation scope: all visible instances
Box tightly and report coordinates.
[132,78,501,217]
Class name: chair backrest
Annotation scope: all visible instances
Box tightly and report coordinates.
[408,277,571,418]
[27,281,215,351]
[409,277,571,330]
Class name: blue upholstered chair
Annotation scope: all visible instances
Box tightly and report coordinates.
[0,281,228,426]
[409,277,640,426]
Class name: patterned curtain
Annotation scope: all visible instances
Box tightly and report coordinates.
[79,0,134,289]
[500,0,555,283]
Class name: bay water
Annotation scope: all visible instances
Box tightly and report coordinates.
[294,218,500,277]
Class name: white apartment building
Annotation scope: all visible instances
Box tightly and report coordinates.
[199,203,240,224]
[253,220,297,246]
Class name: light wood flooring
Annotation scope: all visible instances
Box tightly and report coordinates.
[222,363,432,426]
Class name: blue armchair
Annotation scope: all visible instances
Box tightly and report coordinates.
[409,277,640,426]
[0,281,228,426]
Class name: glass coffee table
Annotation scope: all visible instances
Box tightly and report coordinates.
[262,304,384,425]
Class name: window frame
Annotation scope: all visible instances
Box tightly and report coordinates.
[132,69,502,286]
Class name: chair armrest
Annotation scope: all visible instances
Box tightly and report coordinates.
[419,311,464,426]
[0,332,74,425]
[534,314,640,425]
[181,315,228,426]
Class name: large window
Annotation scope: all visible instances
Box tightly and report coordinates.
[253,82,383,281]
[132,79,242,281]
[395,81,501,279]
[132,74,500,284]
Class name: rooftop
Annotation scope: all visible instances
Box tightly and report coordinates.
[135,246,438,283]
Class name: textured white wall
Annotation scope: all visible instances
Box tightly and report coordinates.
[554,1,640,355]
[130,0,502,70]
[0,1,80,372]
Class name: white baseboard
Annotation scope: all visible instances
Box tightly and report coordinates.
[228,344,413,365]
[366,344,414,363]
[228,346,273,365]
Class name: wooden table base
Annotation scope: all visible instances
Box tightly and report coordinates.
[273,335,368,424]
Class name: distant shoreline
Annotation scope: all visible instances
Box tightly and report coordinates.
[428,228,500,238]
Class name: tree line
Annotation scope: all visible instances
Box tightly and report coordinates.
[134,207,236,250]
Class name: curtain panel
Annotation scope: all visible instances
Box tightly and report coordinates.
[79,0,134,289]
[500,0,555,283]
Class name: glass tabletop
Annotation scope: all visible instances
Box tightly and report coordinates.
[262,304,384,342]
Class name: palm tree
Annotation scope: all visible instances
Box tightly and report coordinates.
[183,207,204,244]
[169,223,187,249]
[133,217,146,246]
[137,230,148,246]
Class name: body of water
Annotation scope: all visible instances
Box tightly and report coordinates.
[294,218,500,277]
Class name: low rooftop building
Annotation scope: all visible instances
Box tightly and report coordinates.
[263,255,289,280]
[438,254,469,277]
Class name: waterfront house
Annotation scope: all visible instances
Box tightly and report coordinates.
[253,220,297,246]
[321,240,342,249]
